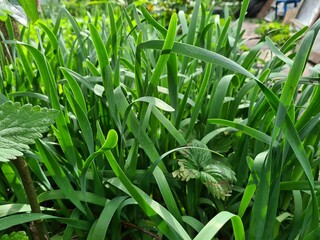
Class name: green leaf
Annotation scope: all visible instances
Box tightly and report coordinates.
[0,0,27,26]
[145,12,177,96]
[101,129,118,150]
[194,211,245,240]
[87,196,127,239]
[36,140,87,214]
[0,213,90,231]
[138,40,257,80]
[108,177,191,240]
[0,213,57,231]
[172,140,236,200]
[132,96,175,112]
[0,102,58,162]
[0,204,54,217]
[17,0,38,23]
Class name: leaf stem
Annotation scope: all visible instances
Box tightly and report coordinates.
[121,221,161,240]
[13,157,49,240]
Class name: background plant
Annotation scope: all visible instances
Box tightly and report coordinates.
[255,21,295,46]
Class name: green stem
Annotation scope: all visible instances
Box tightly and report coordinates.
[13,157,49,240]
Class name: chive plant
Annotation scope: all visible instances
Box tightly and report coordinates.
[0,0,320,239]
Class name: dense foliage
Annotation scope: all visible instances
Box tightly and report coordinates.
[1,0,320,239]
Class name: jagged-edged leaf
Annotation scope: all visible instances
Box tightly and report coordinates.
[0,0,27,26]
[0,102,58,162]
[200,163,237,200]
[172,140,236,200]
[210,131,234,153]
[179,140,213,168]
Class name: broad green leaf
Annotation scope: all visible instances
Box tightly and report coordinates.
[172,140,236,200]
[0,102,58,162]
[0,0,27,26]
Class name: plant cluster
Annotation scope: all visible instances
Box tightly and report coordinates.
[255,21,294,46]
[0,0,320,239]
[0,231,29,240]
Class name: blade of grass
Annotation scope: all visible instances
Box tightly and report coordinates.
[208,119,277,146]
[140,5,167,37]
[60,68,87,113]
[193,211,245,240]
[19,43,78,168]
[167,53,179,121]
[181,0,200,72]
[108,177,190,240]
[35,140,86,214]
[102,130,189,239]
[265,37,293,66]
[138,40,257,80]
[63,86,94,154]
[53,7,86,66]
[205,74,237,133]
[184,64,212,139]
[0,213,90,231]
[145,13,177,96]
[232,0,250,56]
[151,107,187,146]
[87,196,127,240]
[88,23,120,128]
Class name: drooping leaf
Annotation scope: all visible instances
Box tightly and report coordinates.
[173,140,236,200]
[0,102,58,162]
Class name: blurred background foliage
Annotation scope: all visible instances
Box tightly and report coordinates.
[40,0,242,19]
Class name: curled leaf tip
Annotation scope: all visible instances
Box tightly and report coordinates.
[101,129,118,150]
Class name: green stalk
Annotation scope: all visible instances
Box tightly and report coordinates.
[13,157,49,240]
